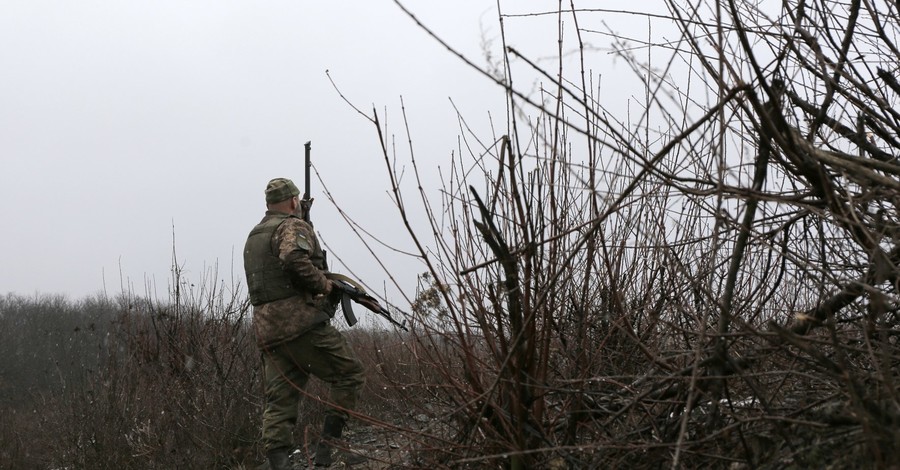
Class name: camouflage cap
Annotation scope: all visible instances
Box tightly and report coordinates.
[264,178,300,204]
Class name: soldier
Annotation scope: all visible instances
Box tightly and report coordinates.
[243,178,366,469]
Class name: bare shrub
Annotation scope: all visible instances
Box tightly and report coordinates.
[0,264,266,468]
[343,1,900,468]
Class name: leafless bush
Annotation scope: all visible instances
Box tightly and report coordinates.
[0,268,448,468]
[0,264,266,469]
[345,1,900,468]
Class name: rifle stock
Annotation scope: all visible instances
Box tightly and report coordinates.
[302,141,312,223]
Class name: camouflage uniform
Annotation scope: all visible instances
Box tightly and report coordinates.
[243,179,365,455]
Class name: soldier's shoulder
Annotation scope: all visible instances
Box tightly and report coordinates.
[277,215,315,237]
[281,215,313,228]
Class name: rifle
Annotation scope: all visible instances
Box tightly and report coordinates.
[302,141,312,223]
[326,273,409,331]
[302,143,407,331]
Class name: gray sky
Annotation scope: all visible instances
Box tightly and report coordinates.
[0,1,650,303]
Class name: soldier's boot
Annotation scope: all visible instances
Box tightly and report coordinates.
[262,447,292,470]
[314,415,367,467]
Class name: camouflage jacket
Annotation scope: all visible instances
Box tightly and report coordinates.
[248,211,335,349]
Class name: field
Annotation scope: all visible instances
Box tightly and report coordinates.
[1,277,896,469]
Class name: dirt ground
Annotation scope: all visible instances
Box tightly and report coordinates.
[252,412,440,470]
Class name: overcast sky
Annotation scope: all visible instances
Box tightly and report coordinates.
[1,1,654,304]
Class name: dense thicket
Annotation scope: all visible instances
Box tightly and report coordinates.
[364,1,900,468]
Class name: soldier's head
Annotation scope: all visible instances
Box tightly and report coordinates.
[264,178,302,215]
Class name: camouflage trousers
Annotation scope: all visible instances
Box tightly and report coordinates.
[260,323,365,452]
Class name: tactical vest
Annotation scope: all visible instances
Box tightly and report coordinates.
[244,213,327,306]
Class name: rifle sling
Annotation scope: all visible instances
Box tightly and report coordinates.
[325,272,368,292]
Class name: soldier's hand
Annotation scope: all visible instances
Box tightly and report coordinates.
[300,197,314,213]
[322,279,333,297]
